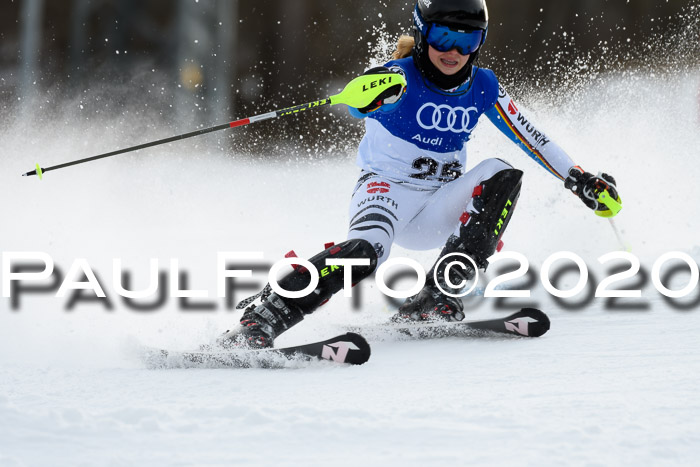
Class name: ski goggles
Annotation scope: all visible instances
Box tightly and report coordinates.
[414,6,485,55]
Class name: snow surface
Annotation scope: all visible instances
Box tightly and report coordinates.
[2,60,700,467]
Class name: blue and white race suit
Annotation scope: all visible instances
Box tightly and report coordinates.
[346,57,575,264]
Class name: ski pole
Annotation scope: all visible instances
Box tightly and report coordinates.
[22,72,406,179]
[608,218,632,252]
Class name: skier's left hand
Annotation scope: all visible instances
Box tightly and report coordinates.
[564,166,622,216]
[355,67,406,114]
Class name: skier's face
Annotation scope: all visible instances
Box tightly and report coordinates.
[427,45,470,76]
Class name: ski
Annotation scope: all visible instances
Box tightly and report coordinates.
[142,332,371,369]
[353,308,550,341]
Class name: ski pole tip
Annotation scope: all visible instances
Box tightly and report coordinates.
[22,163,44,180]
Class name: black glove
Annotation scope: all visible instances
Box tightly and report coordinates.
[356,67,406,114]
[564,166,621,214]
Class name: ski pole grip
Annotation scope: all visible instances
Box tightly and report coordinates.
[330,73,407,109]
[595,189,622,218]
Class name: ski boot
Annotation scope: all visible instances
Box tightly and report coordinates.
[218,239,378,349]
[218,288,303,349]
[393,281,466,322]
[392,234,474,323]
[393,168,523,322]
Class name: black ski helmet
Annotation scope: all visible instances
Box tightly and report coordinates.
[417,0,488,32]
[412,0,489,89]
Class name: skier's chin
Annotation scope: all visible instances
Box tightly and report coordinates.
[437,59,464,75]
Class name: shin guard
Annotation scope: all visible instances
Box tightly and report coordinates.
[231,239,378,344]
[433,168,523,288]
[278,238,378,314]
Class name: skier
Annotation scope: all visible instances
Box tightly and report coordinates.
[221,0,621,348]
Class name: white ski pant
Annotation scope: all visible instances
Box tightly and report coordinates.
[346,158,512,265]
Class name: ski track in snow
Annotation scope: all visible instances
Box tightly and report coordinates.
[2,69,700,465]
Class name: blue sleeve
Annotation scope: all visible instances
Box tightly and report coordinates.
[484,90,574,181]
[485,106,523,148]
[481,71,527,151]
[476,67,499,110]
[348,106,366,119]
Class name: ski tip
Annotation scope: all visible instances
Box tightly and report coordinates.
[343,331,370,348]
[331,332,371,365]
[346,331,372,364]
[514,308,551,337]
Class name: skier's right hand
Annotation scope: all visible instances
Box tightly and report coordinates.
[564,166,621,215]
[355,67,406,114]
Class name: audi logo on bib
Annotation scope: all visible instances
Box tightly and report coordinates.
[416,103,479,134]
